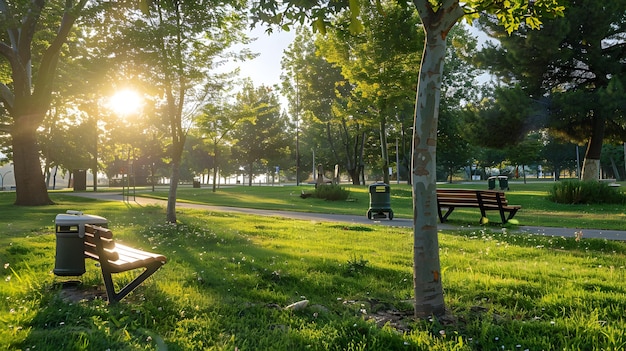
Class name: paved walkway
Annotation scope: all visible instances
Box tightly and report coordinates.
[68,192,626,241]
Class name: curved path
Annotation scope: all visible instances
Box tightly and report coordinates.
[69,192,626,241]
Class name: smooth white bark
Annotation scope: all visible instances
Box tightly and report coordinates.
[411,0,464,317]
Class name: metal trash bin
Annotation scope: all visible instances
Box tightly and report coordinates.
[498,176,509,190]
[367,182,393,220]
[488,176,497,190]
[53,210,108,276]
[73,169,87,191]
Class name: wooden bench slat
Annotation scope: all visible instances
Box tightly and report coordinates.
[84,232,115,249]
[106,244,166,272]
[84,226,114,239]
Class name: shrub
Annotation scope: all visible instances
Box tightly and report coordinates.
[549,180,626,204]
[314,184,350,201]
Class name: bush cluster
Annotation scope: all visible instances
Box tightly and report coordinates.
[314,184,350,201]
[549,180,626,204]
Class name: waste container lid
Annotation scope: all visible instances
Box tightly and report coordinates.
[369,182,389,192]
[55,210,107,225]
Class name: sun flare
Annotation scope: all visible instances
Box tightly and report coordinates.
[108,89,144,116]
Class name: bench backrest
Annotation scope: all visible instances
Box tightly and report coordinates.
[84,224,120,261]
[436,189,509,206]
[475,190,509,207]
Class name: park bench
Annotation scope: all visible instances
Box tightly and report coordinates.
[83,224,167,303]
[436,189,521,224]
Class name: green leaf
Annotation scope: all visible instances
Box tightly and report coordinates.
[313,18,327,35]
[349,0,361,19]
[348,18,364,34]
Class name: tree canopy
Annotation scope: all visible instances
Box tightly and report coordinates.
[476,0,626,180]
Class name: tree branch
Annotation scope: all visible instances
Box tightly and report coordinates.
[0,41,14,60]
[18,0,45,63]
[0,0,20,50]
[413,0,464,35]
[0,82,15,113]
[33,0,87,105]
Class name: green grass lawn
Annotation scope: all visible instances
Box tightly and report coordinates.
[138,181,626,230]
[1,187,626,350]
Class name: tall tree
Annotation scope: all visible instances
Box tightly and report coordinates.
[281,27,365,184]
[117,0,249,222]
[316,2,423,184]
[1,0,90,205]
[506,132,543,182]
[197,98,247,192]
[393,2,561,316]
[255,0,567,317]
[280,26,308,185]
[477,0,626,180]
[230,81,289,185]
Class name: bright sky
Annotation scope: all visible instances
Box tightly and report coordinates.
[107,89,144,117]
[238,23,491,87]
[236,26,296,89]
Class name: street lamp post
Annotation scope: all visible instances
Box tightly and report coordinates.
[1,170,12,190]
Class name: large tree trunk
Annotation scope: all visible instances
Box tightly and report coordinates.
[4,1,84,206]
[411,33,446,318]
[359,131,366,185]
[166,161,180,223]
[212,147,220,192]
[411,0,463,318]
[581,114,605,181]
[12,115,53,206]
[344,126,360,185]
[380,117,390,184]
[338,119,361,185]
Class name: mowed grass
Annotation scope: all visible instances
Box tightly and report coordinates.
[140,181,626,230]
[2,189,626,350]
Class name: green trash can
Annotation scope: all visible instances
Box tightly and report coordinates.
[498,176,509,190]
[488,176,497,190]
[367,182,393,220]
[53,210,108,276]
